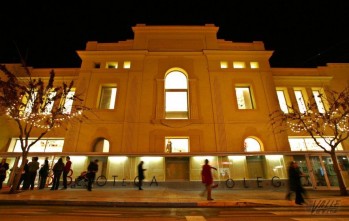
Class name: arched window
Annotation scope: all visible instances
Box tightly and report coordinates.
[244,137,263,152]
[93,138,110,152]
[165,70,189,119]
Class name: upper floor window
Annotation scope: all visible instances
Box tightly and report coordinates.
[235,86,255,109]
[22,91,37,117]
[165,137,189,153]
[98,86,117,109]
[250,62,259,69]
[294,88,308,113]
[62,90,75,114]
[276,87,291,113]
[312,88,326,114]
[165,70,188,119]
[220,61,228,69]
[43,91,57,114]
[106,62,118,69]
[233,61,246,69]
[123,61,131,69]
[244,137,263,152]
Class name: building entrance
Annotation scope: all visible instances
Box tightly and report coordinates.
[165,157,189,181]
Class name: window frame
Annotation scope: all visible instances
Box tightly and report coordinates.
[234,85,255,110]
[164,70,189,119]
[98,85,117,110]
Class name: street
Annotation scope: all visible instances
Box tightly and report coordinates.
[1,205,349,221]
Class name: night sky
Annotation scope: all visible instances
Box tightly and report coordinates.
[1,1,349,68]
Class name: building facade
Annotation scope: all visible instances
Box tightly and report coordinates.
[1,24,349,190]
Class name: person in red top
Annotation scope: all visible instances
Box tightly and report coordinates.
[62,156,72,189]
[201,159,218,201]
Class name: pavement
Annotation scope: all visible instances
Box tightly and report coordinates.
[1,185,349,208]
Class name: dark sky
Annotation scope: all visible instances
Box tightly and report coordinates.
[1,1,349,68]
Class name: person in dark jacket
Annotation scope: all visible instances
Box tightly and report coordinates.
[39,158,49,189]
[27,157,40,190]
[50,158,64,190]
[62,156,72,189]
[287,161,306,205]
[0,158,9,190]
[137,161,146,190]
[17,158,29,190]
[87,159,99,191]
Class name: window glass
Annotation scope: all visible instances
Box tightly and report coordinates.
[23,92,37,117]
[312,89,326,113]
[288,137,343,151]
[220,61,228,69]
[99,87,117,109]
[165,71,187,89]
[165,137,189,153]
[123,61,131,69]
[294,90,307,113]
[244,137,262,152]
[63,91,75,114]
[276,90,289,113]
[250,62,259,69]
[233,61,246,69]
[235,87,254,109]
[165,70,189,119]
[12,138,64,152]
[43,91,56,114]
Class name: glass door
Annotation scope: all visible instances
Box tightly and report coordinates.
[308,156,328,188]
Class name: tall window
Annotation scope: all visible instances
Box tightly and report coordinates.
[62,91,75,114]
[165,70,188,119]
[294,88,307,113]
[22,91,37,117]
[276,88,291,113]
[99,86,117,109]
[235,86,254,109]
[43,91,57,114]
[312,88,326,113]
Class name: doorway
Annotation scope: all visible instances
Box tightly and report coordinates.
[165,157,189,181]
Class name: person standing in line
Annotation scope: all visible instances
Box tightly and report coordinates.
[62,156,72,189]
[87,159,99,191]
[50,158,64,190]
[201,159,218,201]
[137,161,146,190]
[38,158,49,189]
[0,158,9,190]
[18,159,29,190]
[287,161,306,205]
[27,157,40,190]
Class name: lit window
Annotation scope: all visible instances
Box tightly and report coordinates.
[165,137,189,153]
[106,62,118,69]
[220,61,228,69]
[250,62,259,69]
[235,86,254,109]
[62,91,75,114]
[165,70,188,119]
[99,86,117,109]
[244,137,262,152]
[312,89,326,113]
[294,89,307,113]
[123,61,131,69]
[22,91,37,117]
[289,137,343,151]
[233,61,246,69]
[276,88,291,113]
[43,91,57,114]
[11,138,64,152]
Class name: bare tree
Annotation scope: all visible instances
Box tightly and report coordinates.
[0,64,87,193]
[270,87,349,196]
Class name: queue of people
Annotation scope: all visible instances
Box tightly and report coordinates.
[1,157,310,206]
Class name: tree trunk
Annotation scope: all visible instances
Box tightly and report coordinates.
[9,152,28,193]
[330,151,348,196]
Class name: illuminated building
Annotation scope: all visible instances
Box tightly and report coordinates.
[1,24,349,189]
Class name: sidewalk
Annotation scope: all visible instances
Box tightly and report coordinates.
[1,186,349,208]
